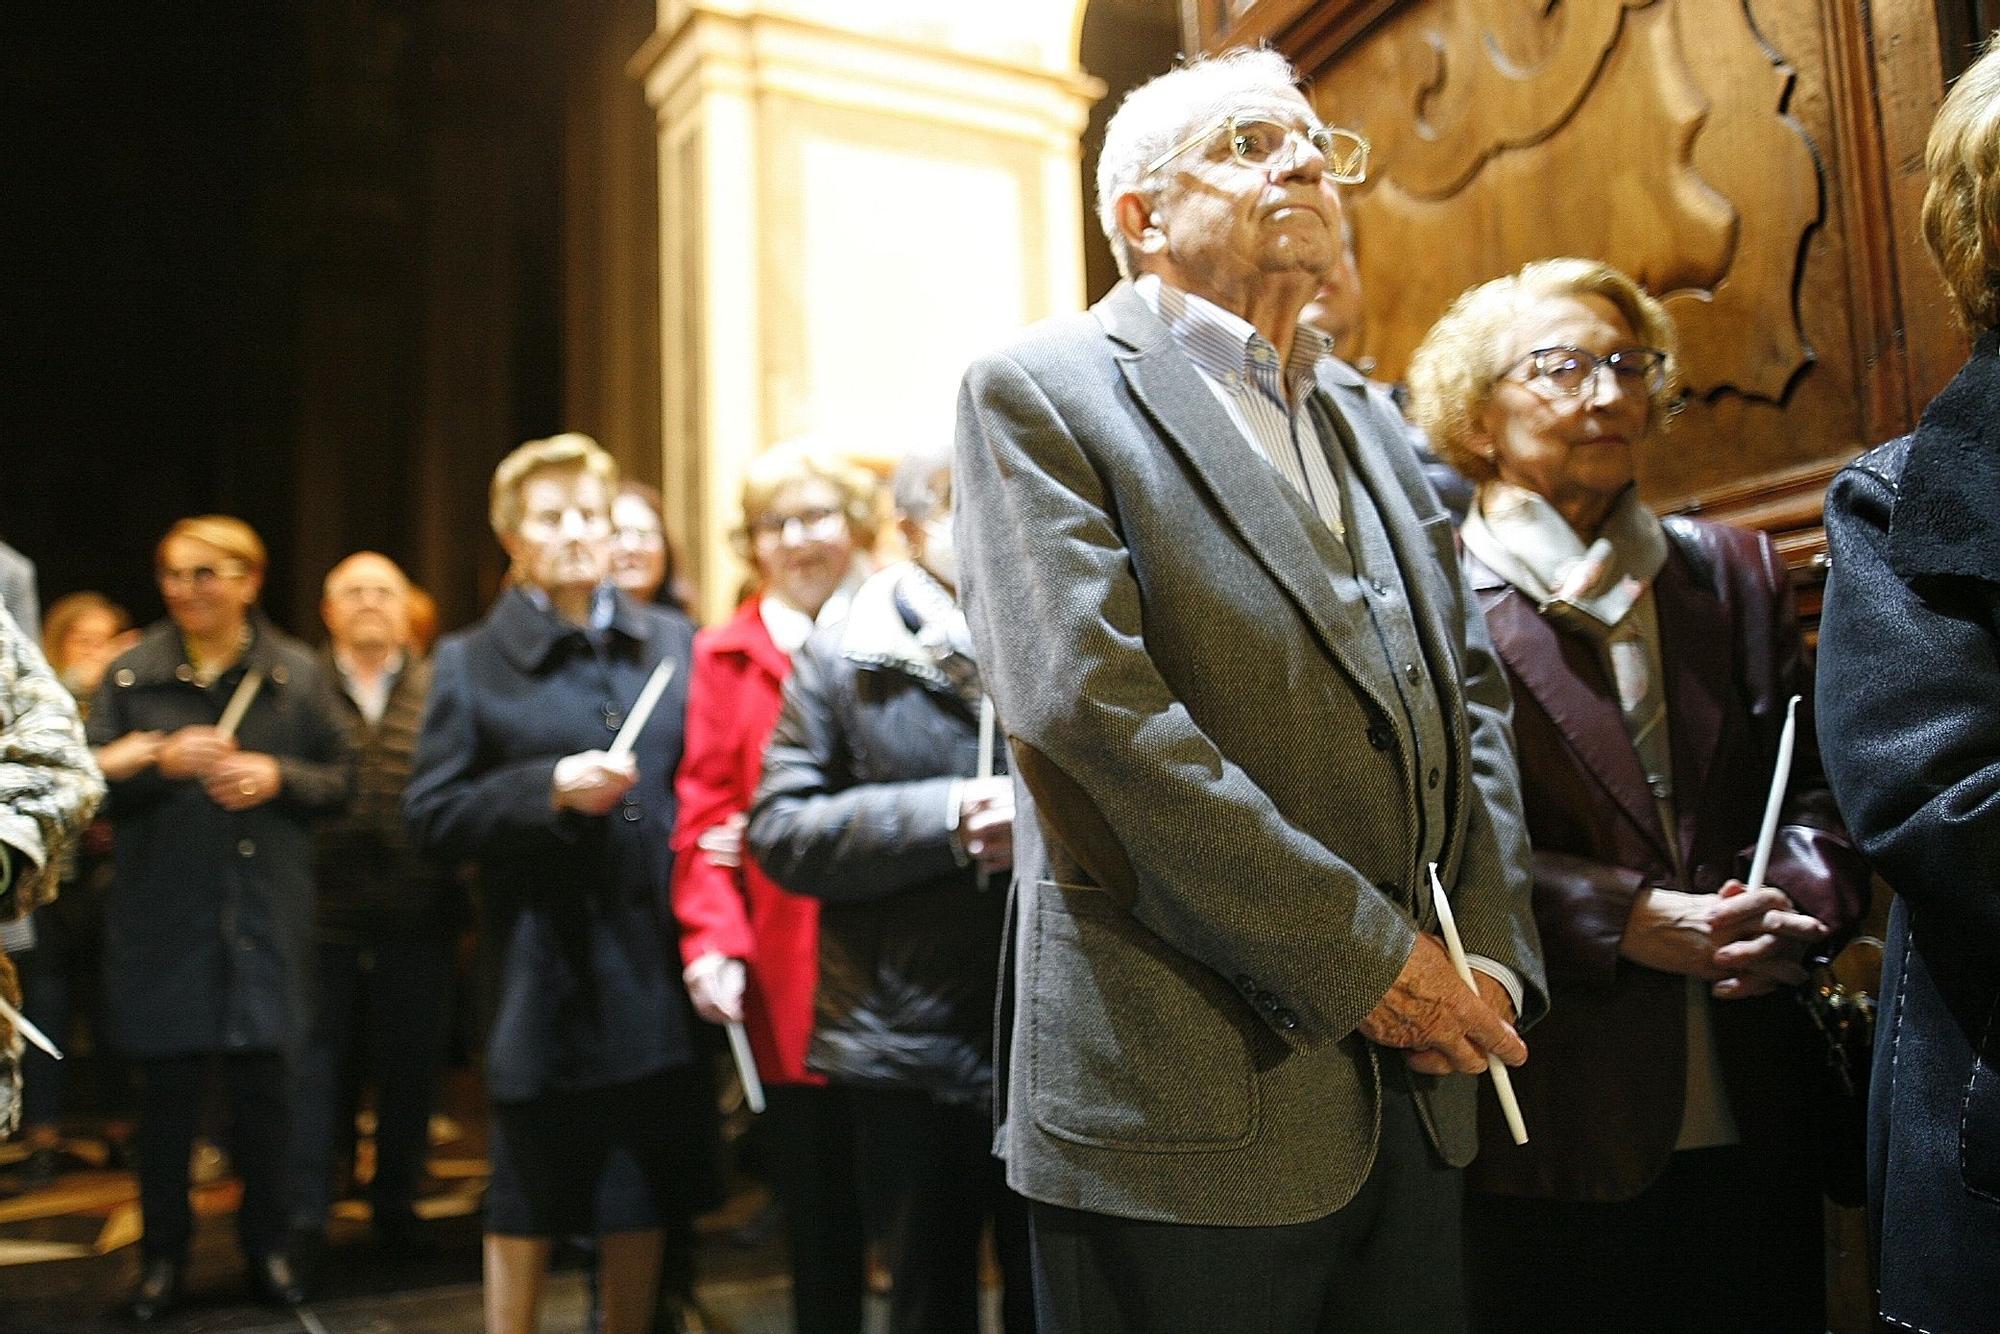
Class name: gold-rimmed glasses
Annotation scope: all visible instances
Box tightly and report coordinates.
[1145,116,1369,184]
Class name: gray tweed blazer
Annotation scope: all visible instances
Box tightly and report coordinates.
[954,282,1546,1227]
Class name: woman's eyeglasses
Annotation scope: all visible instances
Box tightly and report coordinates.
[1501,346,1668,399]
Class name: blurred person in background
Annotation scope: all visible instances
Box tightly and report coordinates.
[288,552,462,1263]
[10,594,138,1182]
[672,440,877,1334]
[0,599,103,1146]
[88,515,351,1321]
[611,481,696,615]
[749,442,1032,1334]
[404,435,719,1334]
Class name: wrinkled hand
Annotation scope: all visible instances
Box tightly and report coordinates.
[956,776,1014,875]
[205,752,282,811]
[684,952,747,1025]
[155,726,236,780]
[1620,883,1827,996]
[1358,933,1527,1075]
[1709,879,1831,999]
[1403,971,1517,1076]
[552,751,639,816]
[697,812,746,869]
[94,730,167,782]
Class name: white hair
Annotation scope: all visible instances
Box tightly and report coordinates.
[1094,48,1307,281]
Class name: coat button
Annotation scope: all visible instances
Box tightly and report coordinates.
[1276,1010,1300,1031]
[1366,723,1392,751]
[1370,578,1390,599]
[237,839,255,858]
[1427,767,1440,790]
[1257,992,1280,1013]
[1234,974,1256,995]
[1403,662,1422,684]
[270,665,289,685]
[174,663,195,683]
[114,668,135,687]
[621,805,642,823]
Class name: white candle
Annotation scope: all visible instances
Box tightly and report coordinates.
[214,669,263,741]
[726,1020,766,1114]
[1429,864,1528,1145]
[1745,695,1802,893]
[606,659,677,763]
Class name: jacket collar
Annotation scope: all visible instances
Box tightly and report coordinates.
[836,562,964,694]
[122,611,299,689]
[1468,532,1729,874]
[1892,329,2000,583]
[489,583,651,675]
[1092,282,1391,714]
[704,594,792,681]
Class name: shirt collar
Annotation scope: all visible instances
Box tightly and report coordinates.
[1134,273,1334,400]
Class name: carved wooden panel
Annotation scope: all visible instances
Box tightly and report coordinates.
[1204,0,1963,572]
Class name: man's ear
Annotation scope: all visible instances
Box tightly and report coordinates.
[1114,191,1166,257]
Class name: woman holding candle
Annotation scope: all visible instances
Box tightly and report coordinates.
[88,516,351,1321]
[1408,259,1869,1331]
[670,439,875,1334]
[403,434,718,1334]
[1815,37,2000,1333]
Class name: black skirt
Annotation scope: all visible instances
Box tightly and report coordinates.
[484,1064,723,1237]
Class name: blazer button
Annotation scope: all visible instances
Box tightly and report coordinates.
[114,668,136,687]
[1403,662,1422,684]
[621,805,643,823]
[1427,767,1440,790]
[237,839,256,858]
[1234,974,1256,995]
[1366,723,1392,751]
[1276,1011,1300,1031]
[1257,992,1280,1014]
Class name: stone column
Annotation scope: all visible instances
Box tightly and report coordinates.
[632,0,1101,621]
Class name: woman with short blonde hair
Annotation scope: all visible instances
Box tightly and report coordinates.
[407,436,718,1334]
[1410,258,1866,1331]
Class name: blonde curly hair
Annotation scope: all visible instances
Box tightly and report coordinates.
[1923,33,2000,332]
[1407,257,1680,484]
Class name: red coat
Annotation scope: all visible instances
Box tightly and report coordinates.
[670,597,823,1085]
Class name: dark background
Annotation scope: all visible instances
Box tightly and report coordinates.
[0,3,565,637]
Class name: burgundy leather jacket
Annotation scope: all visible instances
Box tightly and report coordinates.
[1464,515,1869,1201]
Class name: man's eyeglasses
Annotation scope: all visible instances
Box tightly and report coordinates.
[158,563,251,590]
[1500,346,1668,399]
[1145,116,1369,184]
[749,507,847,545]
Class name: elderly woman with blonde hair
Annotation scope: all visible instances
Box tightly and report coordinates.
[88,515,351,1321]
[1815,34,2000,1333]
[1409,260,1868,1331]
[405,434,719,1334]
[670,438,876,1334]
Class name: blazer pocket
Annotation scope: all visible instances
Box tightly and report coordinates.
[1962,994,2000,1203]
[1027,881,1258,1151]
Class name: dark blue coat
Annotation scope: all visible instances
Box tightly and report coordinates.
[404,586,698,1103]
[89,615,352,1059]
[1818,332,2000,1333]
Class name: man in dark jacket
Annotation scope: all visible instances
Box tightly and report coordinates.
[749,443,1030,1334]
[289,552,461,1258]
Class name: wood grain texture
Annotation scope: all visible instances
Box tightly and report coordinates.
[1201,0,1951,598]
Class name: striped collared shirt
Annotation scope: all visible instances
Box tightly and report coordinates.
[1135,273,1345,540]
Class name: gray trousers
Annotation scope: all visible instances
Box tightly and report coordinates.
[1028,1085,1464,1334]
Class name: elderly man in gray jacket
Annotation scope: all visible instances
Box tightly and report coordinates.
[954,49,1545,1333]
